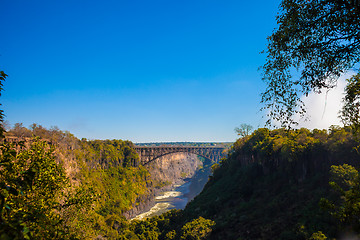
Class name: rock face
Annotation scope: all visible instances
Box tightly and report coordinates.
[147,152,202,186]
[124,152,202,219]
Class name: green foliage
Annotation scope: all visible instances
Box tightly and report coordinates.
[340,73,360,132]
[68,139,150,238]
[130,218,160,240]
[180,217,215,240]
[154,180,172,189]
[309,231,327,240]
[180,127,360,239]
[3,124,152,239]
[230,127,359,167]
[261,0,360,127]
[126,209,216,240]
[180,172,188,178]
[233,128,320,164]
[0,138,81,239]
[330,164,358,189]
[165,230,176,240]
[0,70,7,137]
[210,163,219,174]
[78,139,140,168]
[93,166,149,216]
[320,164,360,234]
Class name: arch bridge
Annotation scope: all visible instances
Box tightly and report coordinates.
[134,146,226,165]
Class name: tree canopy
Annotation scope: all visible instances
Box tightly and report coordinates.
[320,164,360,233]
[234,124,254,138]
[0,139,76,239]
[0,71,7,137]
[261,0,360,127]
[340,72,360,131]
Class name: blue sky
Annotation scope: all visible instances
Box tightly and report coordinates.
[1,0,282,142]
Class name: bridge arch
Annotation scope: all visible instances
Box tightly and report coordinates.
[145,151,214,165]
[134,146,226,166]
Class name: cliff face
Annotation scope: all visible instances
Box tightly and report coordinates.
[124,152,202,218]
[147,152,202,186]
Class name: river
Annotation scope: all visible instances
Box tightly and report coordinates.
[132,164,211,220]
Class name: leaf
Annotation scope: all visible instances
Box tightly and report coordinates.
[23,226,30,234]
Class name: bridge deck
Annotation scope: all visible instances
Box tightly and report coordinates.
[134,145,226,165]
[134,146,225,149]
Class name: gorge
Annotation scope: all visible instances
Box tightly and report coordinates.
[130,152,214,220]
[3,125,360,239]
[125,152,204,219]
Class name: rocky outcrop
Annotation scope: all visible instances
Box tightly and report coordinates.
[123,187,158,219]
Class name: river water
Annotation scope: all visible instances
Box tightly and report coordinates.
[132,181,192,220]
[132,160,212,220]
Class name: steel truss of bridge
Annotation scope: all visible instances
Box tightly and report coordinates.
[134,146,226,165]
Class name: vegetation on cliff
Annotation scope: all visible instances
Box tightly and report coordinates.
[181,127,360,239]
[3,123,360,239]
[2,123,151,239]
[1,86,360,240]
[1,123,219,239]
[0,138,93,239]
[105,126,358,240]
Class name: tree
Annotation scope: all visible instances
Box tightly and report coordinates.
[340,72,360,131]
[234,124,253,138]
[320,164,360,234]
[0,139,69,239]
[309,231,327,240]
[0,71,7,137]
[9,123,32,138]
[261,0,360,127]
[180,217,215,240]
[0,138,94,239]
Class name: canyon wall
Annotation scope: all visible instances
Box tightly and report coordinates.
[147,152,203,186]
